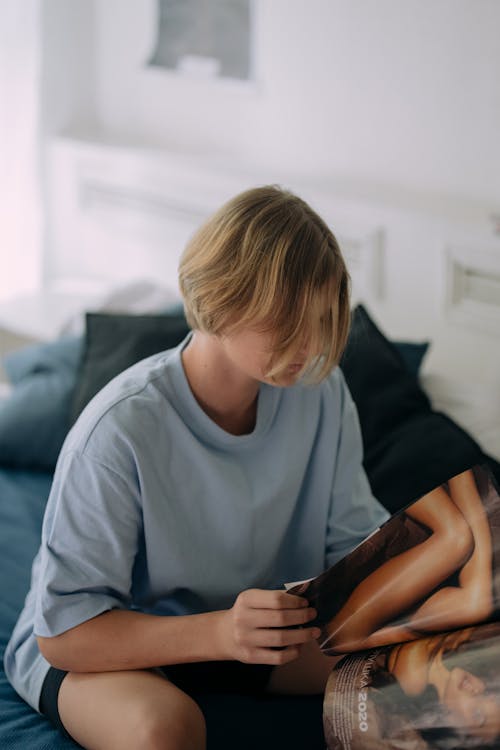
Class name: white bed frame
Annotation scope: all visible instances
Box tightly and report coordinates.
[44,135,500,386]
[0,134,498,458]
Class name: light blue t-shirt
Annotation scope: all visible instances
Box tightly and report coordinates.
[4,334,389,711]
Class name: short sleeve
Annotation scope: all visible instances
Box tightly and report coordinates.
[325,373,390,568]
[34,450,142,637]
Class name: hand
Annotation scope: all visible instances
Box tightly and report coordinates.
[218,588,320,666]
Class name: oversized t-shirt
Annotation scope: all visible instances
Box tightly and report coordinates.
[4,334,389,710]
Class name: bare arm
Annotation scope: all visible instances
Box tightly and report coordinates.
[447,469,493,599]
[407,469,493,629]
[37,590,319,672]
[322,487,474,652]
[37,609,227,672]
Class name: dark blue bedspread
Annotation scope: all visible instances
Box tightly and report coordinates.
[0,468,324,749]
[0,468,76,748]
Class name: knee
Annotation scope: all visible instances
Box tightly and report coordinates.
[138,698,206,750]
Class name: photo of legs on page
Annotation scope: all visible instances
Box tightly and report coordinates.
[323,621,500,750]
[294,465,500,655]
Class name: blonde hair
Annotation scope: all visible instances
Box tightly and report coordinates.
[178,185,351,382]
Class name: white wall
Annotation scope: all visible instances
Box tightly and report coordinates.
[39,0,97,287]
[40,0,96,139]
[86,0,500,381]
[90,0,500,210]
[3,0,500,305]
[0,1,42,302]
[0,0,96,304]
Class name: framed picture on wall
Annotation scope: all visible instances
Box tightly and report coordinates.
[148,0,253,81]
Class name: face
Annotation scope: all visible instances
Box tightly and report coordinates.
[443,667,500,742]
[218,325,310,387]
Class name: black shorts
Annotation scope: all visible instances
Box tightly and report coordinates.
[39,661,274,740]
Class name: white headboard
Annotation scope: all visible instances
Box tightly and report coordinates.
[46,136,500,384]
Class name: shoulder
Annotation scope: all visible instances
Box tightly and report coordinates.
[62,344,183,458]
[281,367,352,438]
[282,367,353,420]
[302,367,360,448]
[322,366,350,401]
[298,366,351,414]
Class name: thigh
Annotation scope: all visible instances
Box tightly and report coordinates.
[57,668,206,750]
[267,640,342,695]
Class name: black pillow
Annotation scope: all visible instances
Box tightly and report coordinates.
[69,308,428,427]
[392,340,429,376]
[340,305,491,514]
[70,312,190,423]
[70,306,498,515]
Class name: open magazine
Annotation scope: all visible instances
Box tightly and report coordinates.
[286,465,500,750]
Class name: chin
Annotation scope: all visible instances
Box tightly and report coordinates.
[273,373,303,387]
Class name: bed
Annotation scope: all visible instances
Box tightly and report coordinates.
[1,137,499,749]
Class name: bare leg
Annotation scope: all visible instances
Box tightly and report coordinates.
[57,669,206,750]
[267,641,342,695]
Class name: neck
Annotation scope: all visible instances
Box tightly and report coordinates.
[388,638,433,696]
[181,331,259,435]
[427,650,450,702]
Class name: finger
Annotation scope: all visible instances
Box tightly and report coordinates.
[239,589,309,610]
[251,627,322,649]
[244,606,317,629]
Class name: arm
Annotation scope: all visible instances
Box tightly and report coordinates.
[448,469,493,603]
[37,609,226,672]
[407,469,493,630]
[36,454,319,671]
[37,590,320,671]
[323,487,474,652]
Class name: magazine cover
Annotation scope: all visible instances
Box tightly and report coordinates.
[286,465,500,750]
[288,465,500,656]
[323,621,500,750]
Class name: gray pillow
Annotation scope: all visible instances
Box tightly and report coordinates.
[70,312,190,423]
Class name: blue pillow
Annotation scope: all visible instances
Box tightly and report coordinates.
[0,337,83,470]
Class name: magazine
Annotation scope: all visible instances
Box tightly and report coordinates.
[287,465,500,749]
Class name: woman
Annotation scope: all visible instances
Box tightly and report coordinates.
[324,623,500,749]
[4,185,389,749]
[318,467,495,653]
[387,626,500,744]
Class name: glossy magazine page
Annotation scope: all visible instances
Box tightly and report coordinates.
[323,621,500,749]
[289,465,500,656]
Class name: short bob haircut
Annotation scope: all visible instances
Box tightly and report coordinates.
[178,185,351,383]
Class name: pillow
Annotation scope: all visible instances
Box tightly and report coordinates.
[340,305,491,514]
[69,309,427,427]
[0,336,83,470]
[70,312,190,423]
[71,306,495,513]
[2,301,494,499]
[3,335,83,384]
[0,310,188,471]
[420,371,500,463]
[392,340,429,376]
